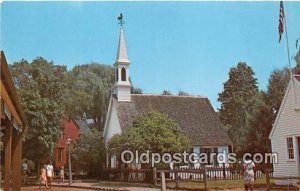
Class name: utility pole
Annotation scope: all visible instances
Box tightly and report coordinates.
[66,137,72,186]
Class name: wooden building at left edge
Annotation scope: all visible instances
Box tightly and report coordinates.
[1,51,27,191]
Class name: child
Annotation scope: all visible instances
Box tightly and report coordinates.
[59,166,65,183]
[39,164,48,189]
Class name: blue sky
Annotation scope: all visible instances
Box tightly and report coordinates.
[1,1,300,109]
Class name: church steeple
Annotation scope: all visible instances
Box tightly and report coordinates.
[112,15,132,102]
[116,28,130,64]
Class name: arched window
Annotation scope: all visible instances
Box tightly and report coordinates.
[121,68,126,81]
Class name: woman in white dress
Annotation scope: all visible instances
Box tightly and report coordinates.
[243,156,255,191]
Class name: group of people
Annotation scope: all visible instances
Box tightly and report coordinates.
[39,160,65,189]
[33,157,254,191]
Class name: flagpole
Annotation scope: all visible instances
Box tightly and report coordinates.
[281,2,298,109]
[282,3,293,76]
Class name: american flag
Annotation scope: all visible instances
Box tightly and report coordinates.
[278,1,285,43]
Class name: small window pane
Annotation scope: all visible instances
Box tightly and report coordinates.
[57,148,64,162]
[287,137,294,159]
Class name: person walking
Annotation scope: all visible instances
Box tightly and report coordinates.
[46,160,54,189]
[39,164,48,189]
[243,156,255,191]
[22,160,28,184]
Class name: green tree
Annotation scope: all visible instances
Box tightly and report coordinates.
[245,93,273,154]
[264,67,290,120]
[294,49,300,74]
[10,57,68,163]
[72,129,105,177]
[245,67,290,154]
[66,63,114,129]
[131,87,143,94]
[218,62,259,155]
[178,90,190,96]
[107,111,190,167]
[161,90,172,95]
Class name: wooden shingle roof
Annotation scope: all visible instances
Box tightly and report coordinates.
[113,94,232,147]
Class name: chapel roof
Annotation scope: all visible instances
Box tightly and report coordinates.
[113,94,232,147]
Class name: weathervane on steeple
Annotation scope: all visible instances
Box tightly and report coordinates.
[118,13,124,27]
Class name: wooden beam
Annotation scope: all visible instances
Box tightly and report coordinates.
[0,97,4,119]
[11,129,23,191]
[4,120,12,191]
[0,81,22,126]
[0,51,27,127]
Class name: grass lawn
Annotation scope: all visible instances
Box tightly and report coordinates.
[164,178,272,190]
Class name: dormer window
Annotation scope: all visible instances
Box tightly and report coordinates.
[121,68,126,81]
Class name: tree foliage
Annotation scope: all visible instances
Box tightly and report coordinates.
[131,87,143,94]
[245,67,290,154]
[10,57,68,161]
[161,90,172,95]
[178,90,190,96]
[294,49,300,74]
[244,93,273,154]
[218,62,259,155]
[71,129,105,177]
[65,63,114,130]
[264,67,290,118]
[108,111,190,167]
[10,59,116,164]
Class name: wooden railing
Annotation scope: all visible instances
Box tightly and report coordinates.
[156,168,209,191]
[156,165,270,181]
[101,168,153,183]
[101,166,273,191]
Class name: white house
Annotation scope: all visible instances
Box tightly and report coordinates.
[103,25,232,168]
[269,75,300,185]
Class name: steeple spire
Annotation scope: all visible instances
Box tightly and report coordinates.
[112,14,132,102]
[116,28,130,64]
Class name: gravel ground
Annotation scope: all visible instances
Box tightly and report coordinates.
[21,185,270,191]
[21,186,100,191]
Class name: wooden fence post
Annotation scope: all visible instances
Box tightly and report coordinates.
[222,163,226,180]
[266,169,270,191]
[204,167,208,191]
[175,169,179,189]
[160,171,166,191]
[153,167,157,186]
[120,168,124,182]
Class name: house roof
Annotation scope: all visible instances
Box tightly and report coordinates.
[113,94,232,147]
[74,119,92,136]
[269,75,300,139]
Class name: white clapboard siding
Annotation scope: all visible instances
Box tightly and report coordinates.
[192,146,229,168]
[103,98,122,144]
[117,86,131,102]
[270,77,300,179]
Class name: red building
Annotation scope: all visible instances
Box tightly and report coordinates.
[54,119,80,170]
